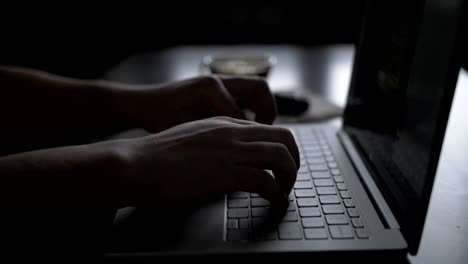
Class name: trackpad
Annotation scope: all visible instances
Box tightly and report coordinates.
[107,199,225,253]
[108,207,193,252]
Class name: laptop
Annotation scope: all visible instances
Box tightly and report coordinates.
[105,0,466,260]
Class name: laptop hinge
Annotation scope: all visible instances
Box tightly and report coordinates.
[338,131,400,229]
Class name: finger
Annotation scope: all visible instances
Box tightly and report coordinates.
[235,125,300,170]
[236,142,298,195]
[166,117,257,137]
[208,116,258,126]
[220,76,277,125]
[198,76,246,120]
[229,167,289,210]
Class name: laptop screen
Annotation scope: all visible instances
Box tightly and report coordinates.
[343,0,464,254]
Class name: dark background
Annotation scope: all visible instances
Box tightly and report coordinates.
[0,2,466,79]
[0,1,365,78]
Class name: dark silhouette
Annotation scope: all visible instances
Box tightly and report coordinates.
[0,65,298,259]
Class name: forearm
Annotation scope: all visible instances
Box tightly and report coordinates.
[0,66,136,152]
[0,140,130,208]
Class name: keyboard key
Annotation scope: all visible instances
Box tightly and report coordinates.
[278,223,302,240]
[288,193,295,201]
[323,204,344,214]
[316,136,325,142]
[319,195,340,204]
[307,157,325,164]
[297,198,318,207]
[227,219,239,229]
[340,191,351,199]
[344,199,355,208]
[351,218,364,228]
[304,146,320,152]
[303,146,322,155]
[282,212,299,222]
[355,228,370,239]
[297,173,311,181]
[301,141,318,147]
[316,187,337,195]
[329,226,354,239]
[328,162,338,168]
[314,179,334,187]
[239,219,249,229]
[252,208,269,218]
[302,217,324,228]
[302,141,318,147]
[294,181,313,189]
[288,202,297,211]
[228,209,249,218]
[250,193,261,198]
[251,198,270,207]
[336,183,347,191]
[320,145,330,150]
[306,152,322,158]
[331,169,341,176]
[227,230,249,241]
[347,208,360,218]
[309,164,328,171]
[325,156,335,162]
[298,166,308,174]
[305,149,322,155]
[333,176,344,182]
[300,134,315,141]
[310,163,328,168]
[323,150,332,156]
[304,228,328,239]
[311,171,331,179]
[300,135,316,140]
[295,189,315,198]
[299,131,315,136]
[299,208,321,217]
[228,192,249,199]
[319,144,329,149]
[300,130,316,136]
[325,215,348,225]
[228,199,249,208]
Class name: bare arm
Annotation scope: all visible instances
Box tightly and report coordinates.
[0,66,133,153]
[0,66,276,154]
[0,139,127,208]
[0,117,298,210]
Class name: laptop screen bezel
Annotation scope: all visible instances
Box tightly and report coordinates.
[342,0,466,255]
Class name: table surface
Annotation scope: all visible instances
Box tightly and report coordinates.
[104,45,468,264]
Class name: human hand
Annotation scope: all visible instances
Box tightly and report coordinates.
[119,75,277,133]
[118,117,299,210]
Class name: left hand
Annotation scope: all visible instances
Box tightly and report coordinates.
[118,75,277,133]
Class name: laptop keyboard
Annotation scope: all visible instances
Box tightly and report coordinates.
[225,127,370,241]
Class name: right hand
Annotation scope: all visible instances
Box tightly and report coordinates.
[118,117,299,210]
[118,75,278,133]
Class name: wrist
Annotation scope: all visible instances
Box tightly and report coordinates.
[91,80,140,131]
